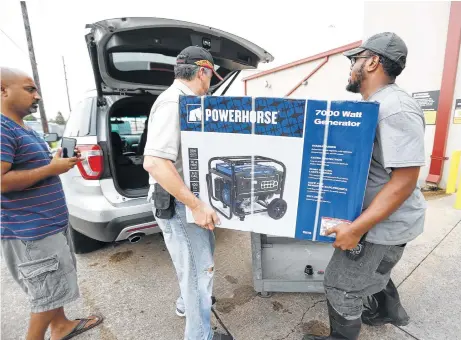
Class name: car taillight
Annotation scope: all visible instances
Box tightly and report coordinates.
[76,145,104,180]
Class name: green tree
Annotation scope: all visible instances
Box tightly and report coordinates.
[24,114,37,121]
[55,111,66,125]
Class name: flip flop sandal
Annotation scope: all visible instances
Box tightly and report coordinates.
[54,314,104,340]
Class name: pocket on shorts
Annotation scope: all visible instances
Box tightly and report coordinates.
[17,255,69,304]
[376,245,405,275]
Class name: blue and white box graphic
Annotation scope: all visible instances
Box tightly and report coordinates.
[179,96,379,242]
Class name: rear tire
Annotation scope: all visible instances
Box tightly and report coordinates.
[267,198,287,220]
[69,224,107,254]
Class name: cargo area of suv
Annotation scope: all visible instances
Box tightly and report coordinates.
[107,95,156,196]
[59,17,273,253]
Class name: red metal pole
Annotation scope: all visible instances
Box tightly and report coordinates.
[426,1,461,185]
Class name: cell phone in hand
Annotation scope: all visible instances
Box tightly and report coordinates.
[60,137,77,158]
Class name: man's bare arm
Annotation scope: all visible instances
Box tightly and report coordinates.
[143,156,200,208]
[1,161,55,193]
[1,149,79,194]
[143,155,220,230]
[350,166,420,235]
[325,166,420,249]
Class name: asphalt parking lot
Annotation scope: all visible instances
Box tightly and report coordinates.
[2,194,461,340]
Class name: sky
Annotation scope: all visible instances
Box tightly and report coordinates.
[0,0,364,120]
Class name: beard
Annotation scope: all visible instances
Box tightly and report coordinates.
[346,63,365,93]
[28,106,38,114]
[27,102,39,114]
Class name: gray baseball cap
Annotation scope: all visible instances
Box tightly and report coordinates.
[344,32,408,69]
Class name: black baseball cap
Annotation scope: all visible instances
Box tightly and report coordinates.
[176,46,223,81]
[343,32,408,69]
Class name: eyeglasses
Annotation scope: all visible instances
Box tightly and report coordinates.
[350,55,373,65]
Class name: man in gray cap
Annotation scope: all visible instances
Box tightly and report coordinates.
[303,32,426,340]
[143,46,233,340]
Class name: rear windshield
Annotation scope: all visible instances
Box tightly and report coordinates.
[110,116,148,136]
[108,52,231,87]
[112,52,178,72]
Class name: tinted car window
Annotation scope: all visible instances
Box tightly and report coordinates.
[64,97,95,136]
[108,52,230,88]
[110,116,147,136]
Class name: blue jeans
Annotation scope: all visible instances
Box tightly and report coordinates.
[153,201,216,340]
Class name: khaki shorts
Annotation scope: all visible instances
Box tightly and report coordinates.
[1,228,80,313]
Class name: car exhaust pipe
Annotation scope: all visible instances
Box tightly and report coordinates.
[128,233,143,244]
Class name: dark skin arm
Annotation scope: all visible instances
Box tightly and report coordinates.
[325,166,420,250]
[1,148,80,194]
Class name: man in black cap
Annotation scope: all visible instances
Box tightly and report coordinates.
[143,46,233,340]
[303,32,426,340]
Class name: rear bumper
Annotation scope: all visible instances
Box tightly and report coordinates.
[62,175,158,242]
[69,211,158,242]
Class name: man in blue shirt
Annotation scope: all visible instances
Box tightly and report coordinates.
[1,67,103,340]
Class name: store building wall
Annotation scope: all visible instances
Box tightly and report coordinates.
[245,1,460,188]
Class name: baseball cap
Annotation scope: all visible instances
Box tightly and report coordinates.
[343,32,408,69]
[176,46,223,81]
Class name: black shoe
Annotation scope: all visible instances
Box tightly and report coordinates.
[212,332,234,340]
[362,279,410,327]
[303,301,361,340]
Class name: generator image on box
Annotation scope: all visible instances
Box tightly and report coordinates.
[206,156,287,221]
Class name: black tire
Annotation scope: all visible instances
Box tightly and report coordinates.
[68,224,107,254]
[267,198,287,220]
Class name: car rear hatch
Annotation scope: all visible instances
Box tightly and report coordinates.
[84,17,274,203]
[85,17,274,103]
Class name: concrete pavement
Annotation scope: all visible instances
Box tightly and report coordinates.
[1,194,460,340]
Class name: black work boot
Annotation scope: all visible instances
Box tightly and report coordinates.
[362,278,410,326]
[302,301,361,340]
[212,332,234,340]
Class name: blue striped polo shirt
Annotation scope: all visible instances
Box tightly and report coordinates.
[1,114,69,240]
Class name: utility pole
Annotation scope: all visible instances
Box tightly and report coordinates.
[62,56,72,112]
[20,1,49,133]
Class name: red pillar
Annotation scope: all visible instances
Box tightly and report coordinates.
[426,1,461,185]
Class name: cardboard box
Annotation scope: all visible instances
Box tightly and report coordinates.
[179,96,379,242]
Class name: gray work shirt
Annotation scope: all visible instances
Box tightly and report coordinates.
[363,84,427,245]
[144,80,195,186]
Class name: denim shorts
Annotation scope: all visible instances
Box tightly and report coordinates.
[1,228,80,313]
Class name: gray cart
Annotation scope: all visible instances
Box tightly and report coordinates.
[251,233,335,296]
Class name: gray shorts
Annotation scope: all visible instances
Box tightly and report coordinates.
[1,228,80,313]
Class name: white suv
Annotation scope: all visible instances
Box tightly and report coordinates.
[60,17,273,253]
